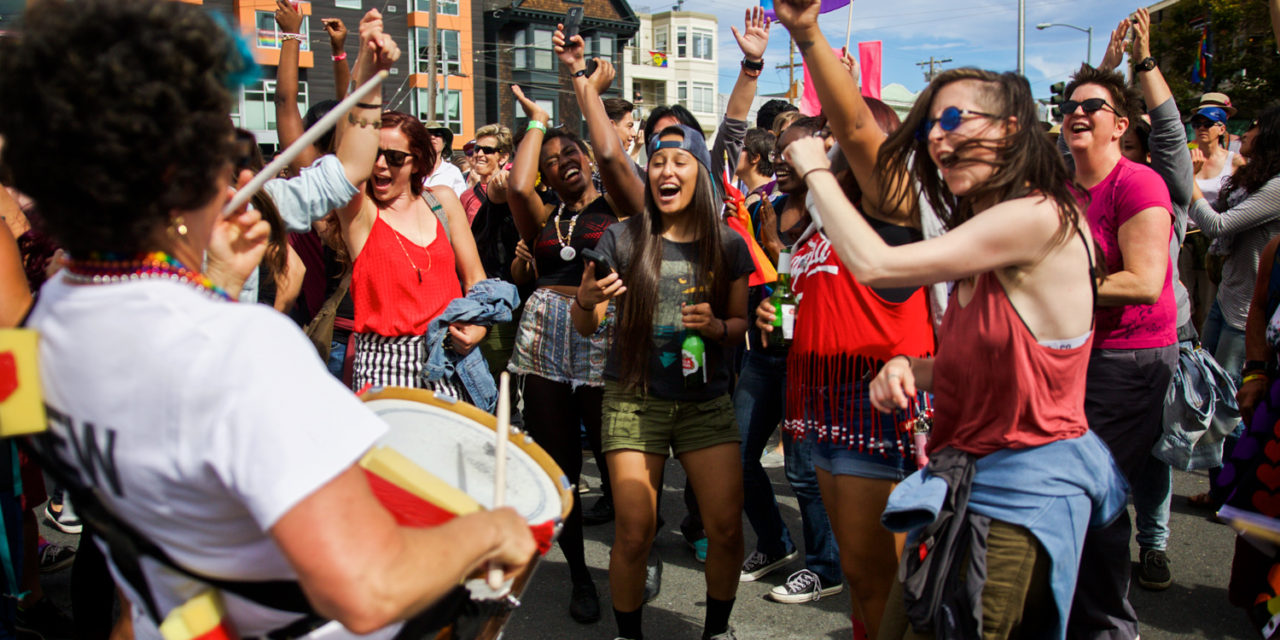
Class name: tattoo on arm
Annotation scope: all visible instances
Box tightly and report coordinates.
[796,40,815,51]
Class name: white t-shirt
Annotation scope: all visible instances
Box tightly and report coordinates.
[424,160,468,199]
[30,276,391,638]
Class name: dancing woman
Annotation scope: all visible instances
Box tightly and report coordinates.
[573,124,753,640]
[502,24,645,623]
[782,67,1127,638]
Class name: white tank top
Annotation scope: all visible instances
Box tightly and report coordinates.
[1196,150,1236,208]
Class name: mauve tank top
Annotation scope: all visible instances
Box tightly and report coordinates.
[928,271,1092,457]
[352,213,462,336]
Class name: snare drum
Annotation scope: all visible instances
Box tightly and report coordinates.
[359,387,572,639]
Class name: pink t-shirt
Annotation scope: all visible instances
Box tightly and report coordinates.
[1085,157,1177,350]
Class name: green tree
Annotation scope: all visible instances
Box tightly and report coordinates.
[1149,0,1279,119]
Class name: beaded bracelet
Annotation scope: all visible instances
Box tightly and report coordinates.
[280,33,304,42]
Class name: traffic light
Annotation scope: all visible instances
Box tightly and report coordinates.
[1049,81,1066,120]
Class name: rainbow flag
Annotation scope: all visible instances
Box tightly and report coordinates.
[1191,23,1211,85]
[760,0,851,20]
[649,51,668,67]
[722,156,777,287]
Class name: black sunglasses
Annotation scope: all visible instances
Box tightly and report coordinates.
[473,144,501,156]
[377,148,413,167]
[1190,118,1221,129]
[1061,98,1118,117]
[916,106,998,141]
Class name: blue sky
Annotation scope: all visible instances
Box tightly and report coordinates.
[666,0,1147,101]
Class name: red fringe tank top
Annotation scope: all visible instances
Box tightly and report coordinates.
[929,271,1092,457]
[352,212,462,336]
[783,228,935,448]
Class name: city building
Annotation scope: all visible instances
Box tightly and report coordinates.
[621,10,719,140]
[478,0,638,137]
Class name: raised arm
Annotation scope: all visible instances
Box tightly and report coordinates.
[708,8,771,194]
[1130,10,1171,107]
[0,190,31,328]
[273,0,319,177]
[324,18,353,101]
[554,27,645,216]
[783,136,1068,287]
[506,86,553,245]
[772,0,913,220]
[1189,178,1280,237]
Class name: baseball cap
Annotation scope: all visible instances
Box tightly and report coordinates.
[646,124,712,178]
[1193,106,1229,125]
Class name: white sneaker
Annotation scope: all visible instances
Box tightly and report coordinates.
[767,569,844,604]
[739,549,799,582]
[706,626,738,640]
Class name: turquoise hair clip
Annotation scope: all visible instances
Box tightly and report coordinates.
[210,10,260,91]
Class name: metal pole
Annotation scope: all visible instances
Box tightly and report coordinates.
[1017,0,1025,75]
[1086,26,1093,66]
[427,0,438,121]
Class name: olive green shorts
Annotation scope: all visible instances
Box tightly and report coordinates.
[601,381,740,456]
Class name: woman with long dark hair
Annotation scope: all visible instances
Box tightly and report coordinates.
[573,124,753,640]
[782,65,1127,638]
[503,25,645,624]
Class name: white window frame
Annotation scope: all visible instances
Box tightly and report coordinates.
[676,27,687,58]
[414,88,463,134]
[691,82,714,112]
[239,79,309,133]
[335,0,362,9]
[255,11,310,51]
[692,29,713,60]
[413,28,461,76]
[410,0,458,16]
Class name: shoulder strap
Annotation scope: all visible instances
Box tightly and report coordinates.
[421,189,451,244]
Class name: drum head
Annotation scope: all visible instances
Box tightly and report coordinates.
[364,393,568,526]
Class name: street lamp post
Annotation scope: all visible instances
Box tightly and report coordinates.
[1036,22,1093,66]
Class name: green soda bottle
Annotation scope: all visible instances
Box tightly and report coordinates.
[681,299,707,391]
[769,252,797,348]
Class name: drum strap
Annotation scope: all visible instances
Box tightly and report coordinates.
[19,435,324,628]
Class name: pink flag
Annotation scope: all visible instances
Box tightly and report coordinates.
[859,40,882,100]
[799,47,843,116]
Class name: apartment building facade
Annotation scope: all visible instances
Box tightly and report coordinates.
[621,10,719,139]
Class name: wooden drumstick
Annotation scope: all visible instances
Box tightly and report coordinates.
[488,372,511,590]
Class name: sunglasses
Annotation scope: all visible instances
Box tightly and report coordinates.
[1190,118,1221,129]
[916,106,998,141]
[1061,98,1118,117]
[377,148,414,167]
[473,145,501,156]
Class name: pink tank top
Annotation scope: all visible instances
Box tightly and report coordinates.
[928,271,1092,457]
[352,213,462,336]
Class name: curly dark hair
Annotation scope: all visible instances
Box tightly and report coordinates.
[376,111,437,199]
[1221,105,1280,203]
[0,0,239,257]
[743,128,776,178]
[1064,64,1140,120]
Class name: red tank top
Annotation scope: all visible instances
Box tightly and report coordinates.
[929,271,1091,457]
[783,230,934,446]
[352,213,462,336]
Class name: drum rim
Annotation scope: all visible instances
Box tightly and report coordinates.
[361,386,574,523]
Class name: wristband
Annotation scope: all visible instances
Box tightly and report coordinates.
[719,318,729,342]
[741,58,763,78]
[574,295,594,312]
[800,167,832,182]
[280,33,304,43]
[571,68,590,78]
[331,51,348,61]
[354,102,382,110]
[1244,373,1269,385]
[526,120,547,134]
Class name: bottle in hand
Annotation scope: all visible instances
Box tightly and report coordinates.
[769,252,797,348]
[682,298,707,391]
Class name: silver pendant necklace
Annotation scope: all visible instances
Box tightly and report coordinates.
[554,201,580,262]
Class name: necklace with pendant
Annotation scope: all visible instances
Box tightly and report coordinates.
[554,201,580,262]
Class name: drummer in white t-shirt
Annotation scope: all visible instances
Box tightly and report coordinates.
[0,2,535,638]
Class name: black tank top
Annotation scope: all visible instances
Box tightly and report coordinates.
[533,195,618,288]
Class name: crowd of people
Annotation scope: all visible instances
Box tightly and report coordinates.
[2,0,1280,638]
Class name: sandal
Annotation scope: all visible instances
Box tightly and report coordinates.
[1187,492,1214,509]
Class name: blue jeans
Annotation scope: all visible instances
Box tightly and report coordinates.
[1202,299,1246,502]
[1133,455,1171,550]
[734,350,794,560]
[733,350,841,586]
[327,338,347,381]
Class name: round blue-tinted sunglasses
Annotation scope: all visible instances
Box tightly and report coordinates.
[917,106,998,141]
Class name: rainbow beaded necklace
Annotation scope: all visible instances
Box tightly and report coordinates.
[64,251,233,302]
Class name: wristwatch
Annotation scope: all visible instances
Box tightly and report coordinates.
[571,68,590,78]
[1135,57,1157,73]
[741,57,764,78]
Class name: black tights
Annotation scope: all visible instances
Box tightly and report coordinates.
[520,374,602,586]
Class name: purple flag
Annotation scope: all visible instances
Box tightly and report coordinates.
[761,0,851,20]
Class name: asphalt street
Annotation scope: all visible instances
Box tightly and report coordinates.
[35,443,1258,639]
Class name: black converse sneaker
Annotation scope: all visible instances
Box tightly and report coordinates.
[767,569,844,604]
[1137,547,1172,591]
[739,549,799,582]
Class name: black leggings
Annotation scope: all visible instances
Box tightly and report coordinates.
[520,374,602,586]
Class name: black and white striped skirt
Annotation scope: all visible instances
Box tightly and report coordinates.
[351,332,470,403]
